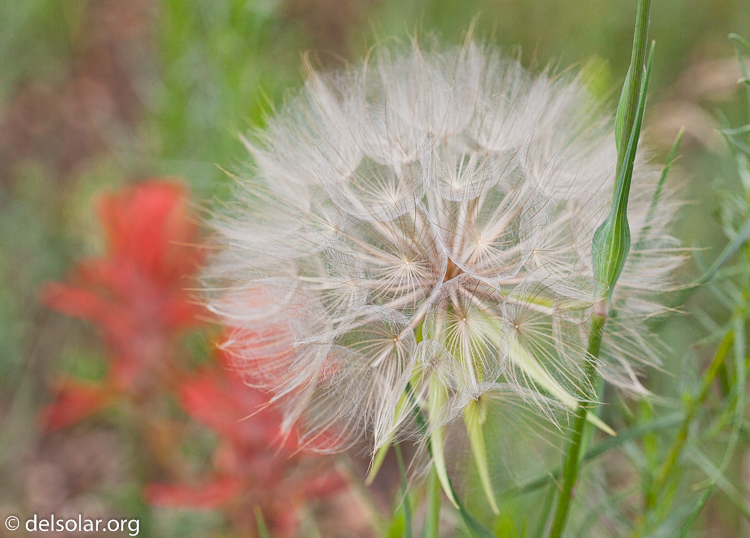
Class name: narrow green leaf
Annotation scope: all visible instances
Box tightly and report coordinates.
[729,33,750,52]
[500,413,684,498]
[726,135,750,156]
[387,511,406,538]
[690,215,750,287]
[634,128,685,252]
[719,124,750,136]
[406,380,496,538]
[494,514,519,538]
[585,412,616,437]
[688,449,750,521]
[507,337,576,408]
[533,485,557,538]
[676,486,714,538]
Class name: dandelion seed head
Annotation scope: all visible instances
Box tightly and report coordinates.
[206,40,681,452]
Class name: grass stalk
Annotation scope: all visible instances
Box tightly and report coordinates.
[644,331,734,509]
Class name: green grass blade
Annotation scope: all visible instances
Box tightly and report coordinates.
[501,413,684,498]
[676,486,714,538]
[635,127,685,252]
[690,215,750,287]
[729,33,750,52]
[688,449,750,521]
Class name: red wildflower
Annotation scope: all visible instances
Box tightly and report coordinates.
[38,379,114,431]
[145,351,346,537]
[39,180,205,426]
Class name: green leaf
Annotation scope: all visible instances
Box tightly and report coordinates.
[493,514,519,538]
[405,380,497,538]
[676,486,714,538]
[690,214,750,287]
[387,511,406,538]
[688,449,750,521]
[507,336,577,409]
[634,127,685,252]
[729,33,750,52]
[500,413,684,498]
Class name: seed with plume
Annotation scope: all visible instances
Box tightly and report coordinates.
[205,41,681,499]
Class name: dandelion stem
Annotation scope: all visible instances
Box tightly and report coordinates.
[546,1,653,536]
[546,313,605,538]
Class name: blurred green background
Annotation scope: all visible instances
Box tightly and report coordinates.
[1,0,749,536]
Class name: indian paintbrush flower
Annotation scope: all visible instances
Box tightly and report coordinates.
[40,180,206,429]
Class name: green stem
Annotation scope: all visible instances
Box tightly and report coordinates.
[395,444,413,538]
[501,412,683,499]
[545,2,652,536]
[546,314,606,538]
[644,331,734,510]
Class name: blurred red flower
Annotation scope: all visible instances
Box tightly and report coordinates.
[37,179,347,538]
[146,351,346,537]
[39,180,205,429]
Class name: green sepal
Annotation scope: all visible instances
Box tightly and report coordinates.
[366,443,390,486]
[508,336,615,435]
[585,411,616,437]
[508,336,577,408]
[428,378,458,507]
[464,398,500,514]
